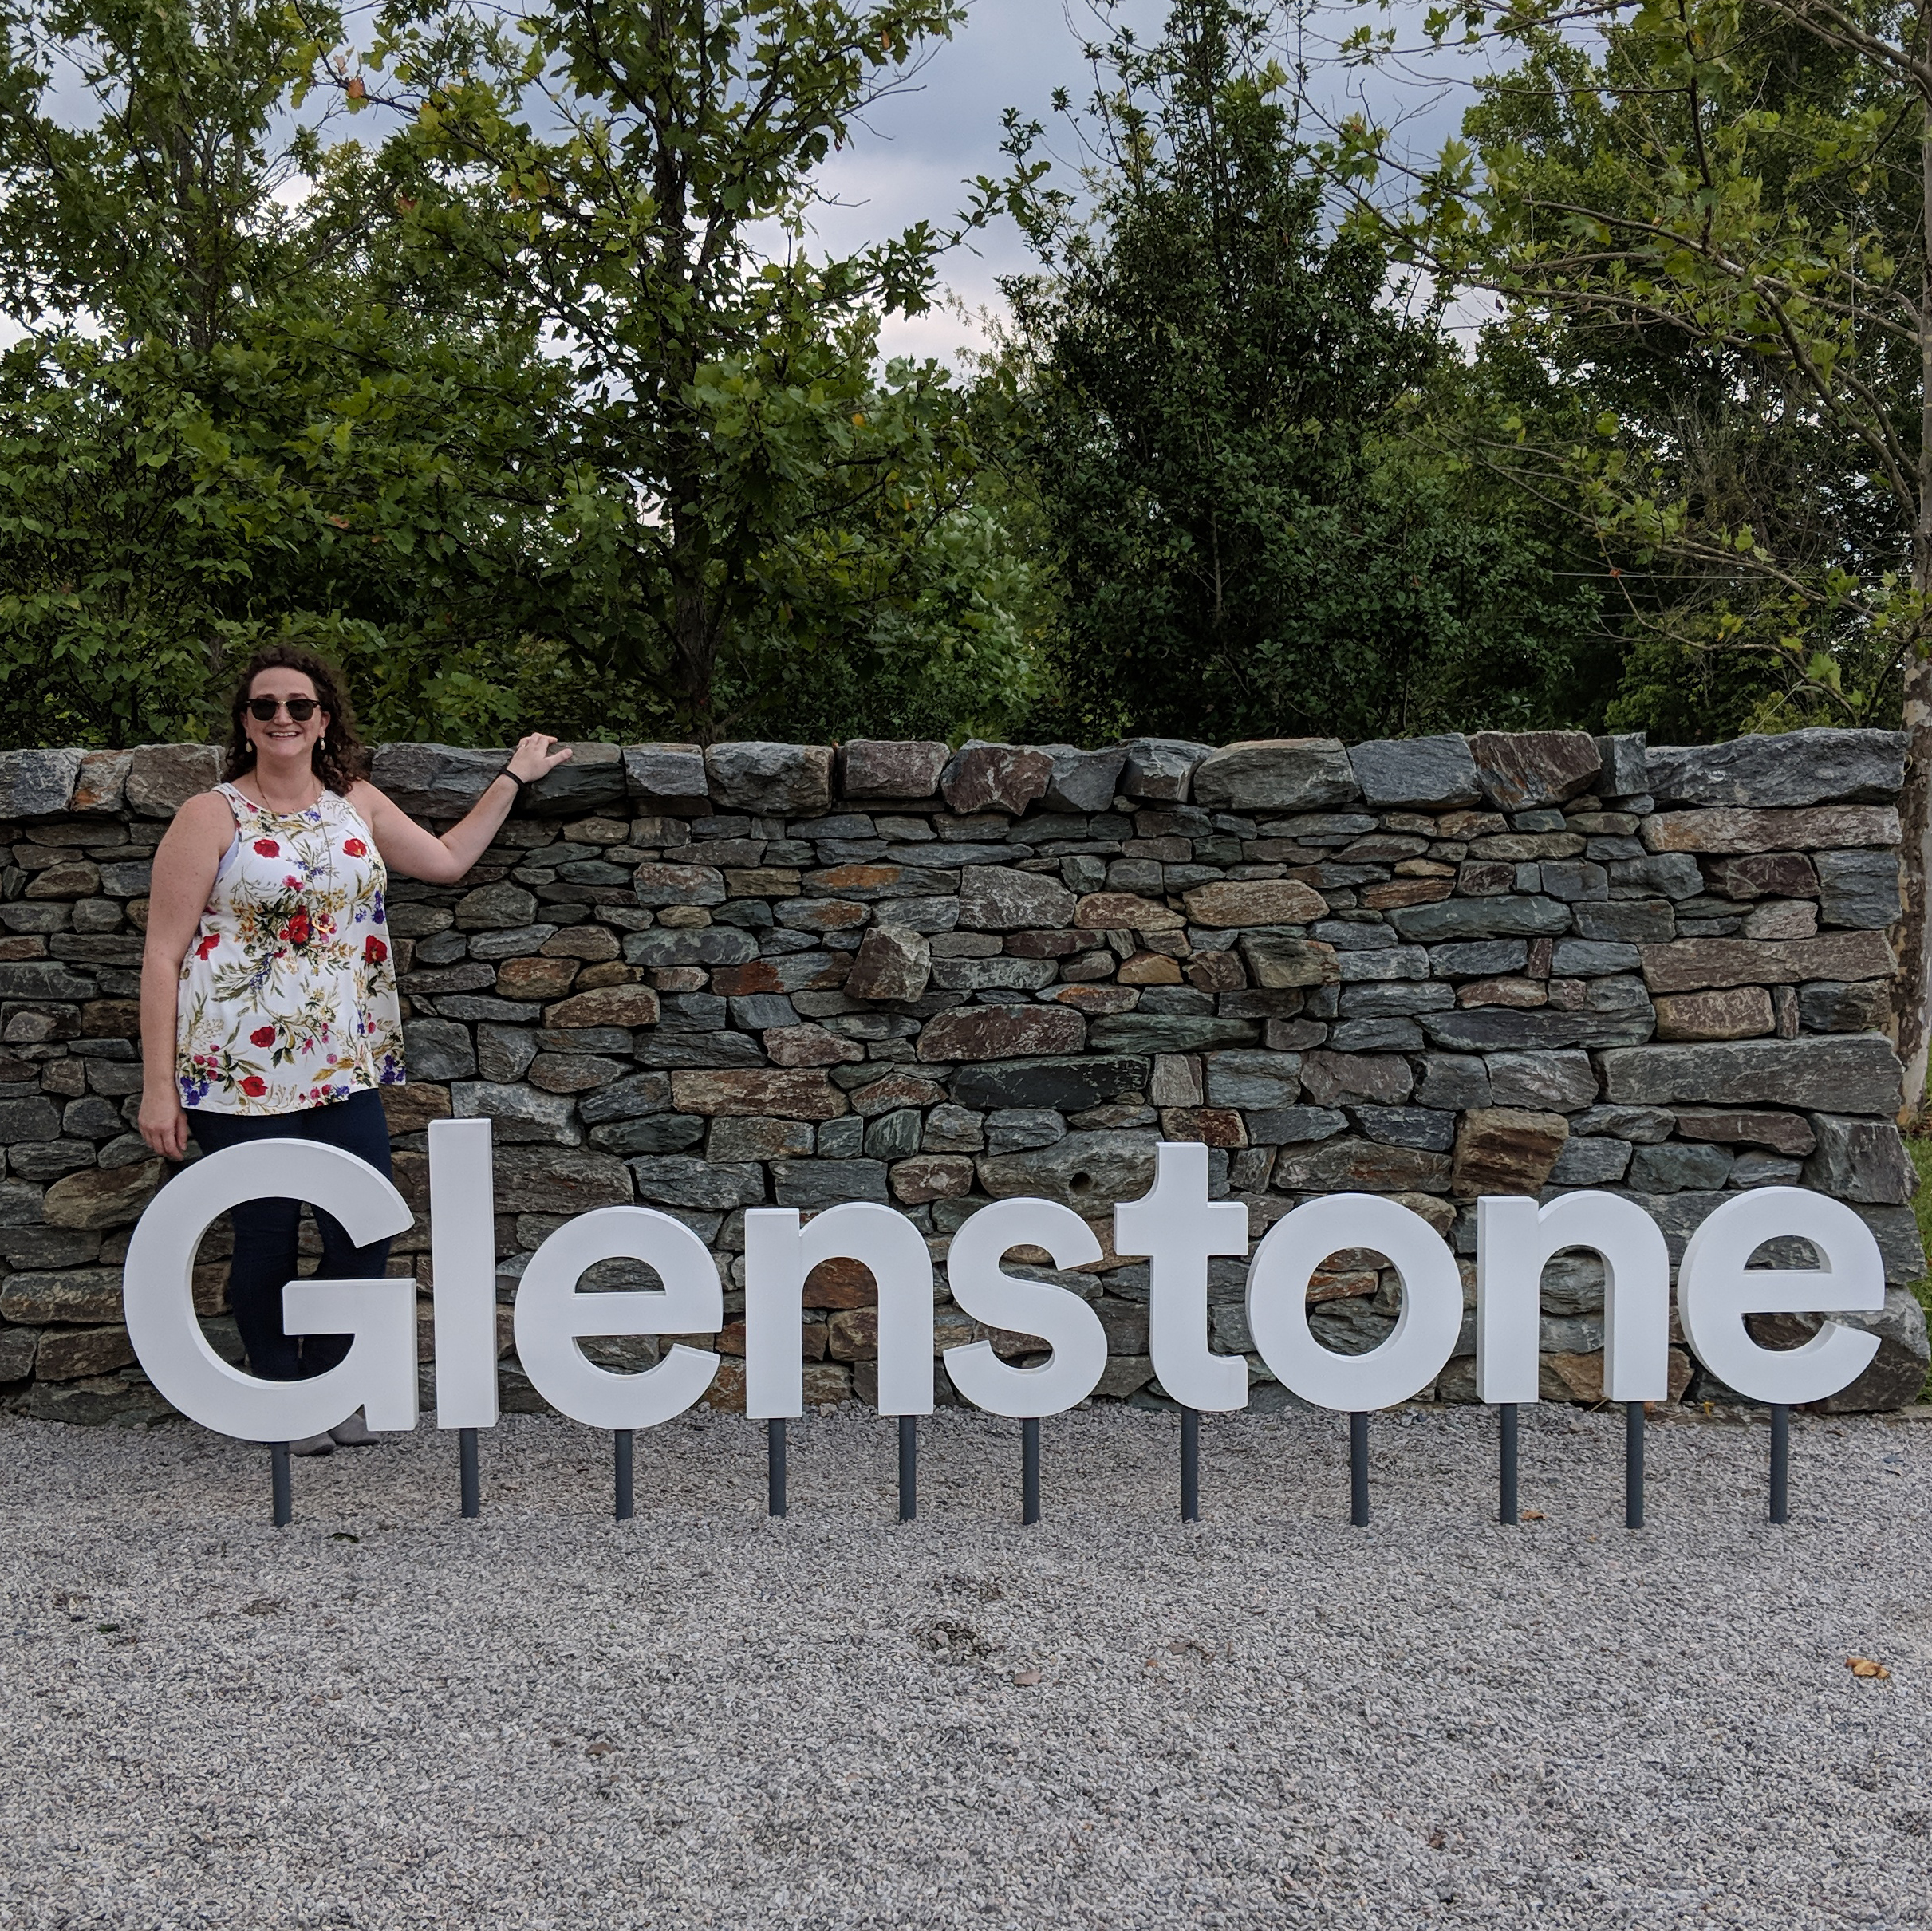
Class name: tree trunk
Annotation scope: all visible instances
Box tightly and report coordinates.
[1896,99,1932,1119]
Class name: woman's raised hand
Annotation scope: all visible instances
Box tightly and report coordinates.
[506,734,574,785]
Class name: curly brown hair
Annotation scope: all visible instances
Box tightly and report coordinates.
[223,643,369,796]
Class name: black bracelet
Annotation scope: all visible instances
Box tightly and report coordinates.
[498,764,528,794]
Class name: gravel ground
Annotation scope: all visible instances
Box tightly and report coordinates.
[0,1401,1928,1930]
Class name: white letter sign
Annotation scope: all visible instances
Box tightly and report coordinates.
[122,1139,418,1442]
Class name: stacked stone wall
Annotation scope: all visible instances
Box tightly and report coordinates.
[0,724,1923,1425]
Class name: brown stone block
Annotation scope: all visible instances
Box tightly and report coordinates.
[803,1256,877,1309]
[42,1161,161,1230]
[1468,731,1601,810]
[1457,978,1547,1008]
[35,1324,135,1381]
[1006,928,1084,959]
[711,962,784,995]
[724,867,802,898]
[763,1024,865,1067]
[382,1084,452,1133]
[669,1070,848,1120]
[1457,861,1516,896]
[1638,929,1894,992]
[846,1074,948,1115]
[802,1362,854,1405]
[940,743,1053,816]
[827,1307,879,1361]
[540,926,621,962]
[1642,805,1898,855]
[1273,1138,1449,1192]
[1184,950,1247,993]
[542,984,660,1028]
[1450,1108,1568,1197]
[496,956,581,1000]
[1044,984,1139,1013]
[1074,892,1185,933]
[1362,877,1453,910]
[1307,1268,1380,1304]
[917,1007,1085,1062]
[81,999,141,1038]
[1672,1108,1816,1156]
[1118,951,1183,986]
[1181,879,1328,928]
[844,925,932,1002]
[840,739,948,799]
[1705,852,1820,900]
[1654,986,1773,1042]
[1157,1107,1247,1148]
[574,962,640,991]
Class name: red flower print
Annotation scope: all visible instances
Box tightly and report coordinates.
[342,837,367,857]
[284,912,312,946]
[253,838,279,857]
[364,936,388,964]
[195,933,219,959]
[250,1026,275,1048]
[239,1075,267,1098]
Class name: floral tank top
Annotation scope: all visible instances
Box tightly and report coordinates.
[175,784,405,1115]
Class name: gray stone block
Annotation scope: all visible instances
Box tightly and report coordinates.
[704,743,834,816]
[1814,849,1902,929]
[958,865,1077,932]
[629,1155,766,1208]
[624,743,709,806]
[1428,940,1528,979]
[1347,735,1481,810]
[1627,1141,1733,1192]
[370,743,505,819]
[1593,732,1648,797]
[1245,1105,1349,1145]
[1414,1054,1490,1110]
[1386,897,1571,942]
[1488,1050,1598,1112]
[1573,900,1676,942]
[0,749,81,818]
[977,1128,1160,1208]
[1120,739,1213,802]
[1797,980,1892,1033]
[950,1056,1150,1113]
[1599,1036,1903,1114]
[451,1081,581,1145]
[1421,1007,1653,1052]
[1329,1018,1425,1052]
[816,1116,865,1159]
[1338,982,1457,1017]
[985,1109,1068,1153]
[1803,1114,1917,1204]
[771,1158,889,1207]
[1088,1015,1260,1054]
[1041,744,1129,814]
[1351,1105,1457,1152]
[1192,740,1360,813]
[577,1071,674,1124]
[1548,1137,1633,1184]
[1607,854,1705,900]
[1646,728,1906,809]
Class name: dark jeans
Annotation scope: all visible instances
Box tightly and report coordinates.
[186,1088,396,1382]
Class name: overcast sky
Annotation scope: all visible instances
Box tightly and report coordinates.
[803,0,1499,366]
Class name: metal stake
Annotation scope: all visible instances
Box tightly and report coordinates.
[1625,1401,1645,1530]
[1022,1416,1041,1526]
[897,1415,917,1523]
[767,1417,787,1518]
[614,1429,633,1522]
[1350,1410,1369,1527]
[1181,1406,1200,1523]
[459,1427,479,1519]
[1769,1403,1790,1525]
[270,1441,291,1529]
[1499,1402,1519,1526]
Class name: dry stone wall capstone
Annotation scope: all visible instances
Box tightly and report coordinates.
[0,726,1921,1427]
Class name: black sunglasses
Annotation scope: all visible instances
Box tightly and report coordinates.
[245,697,321,722]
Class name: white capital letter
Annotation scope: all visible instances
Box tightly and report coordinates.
[1246,1193,1461,1411]
[124,1139,417,1441]
[1115,1140,1248,1411]
[1678,1187,1883,1405]
[513,1207,721,1428]
[743,1202,935,1418]
[1477,1191,1670,1404]
[430,1117,499,1428]
[943,1196,1108,1417]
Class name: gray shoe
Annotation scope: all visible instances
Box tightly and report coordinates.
[329,1410,380,1448]
[290,1432,335,1456]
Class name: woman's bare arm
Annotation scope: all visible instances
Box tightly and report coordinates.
[345,734,574,884]
[137,793,235,1159]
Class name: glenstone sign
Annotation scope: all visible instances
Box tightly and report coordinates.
[0,723,1922,1426]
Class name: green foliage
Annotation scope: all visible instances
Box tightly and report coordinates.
[993,0,1603,746]
[1324,0,1931,737]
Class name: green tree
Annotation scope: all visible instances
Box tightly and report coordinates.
[988,0,1600,747]
[333,0,1040,737]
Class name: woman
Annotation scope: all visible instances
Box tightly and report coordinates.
[138,644,571,1454]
